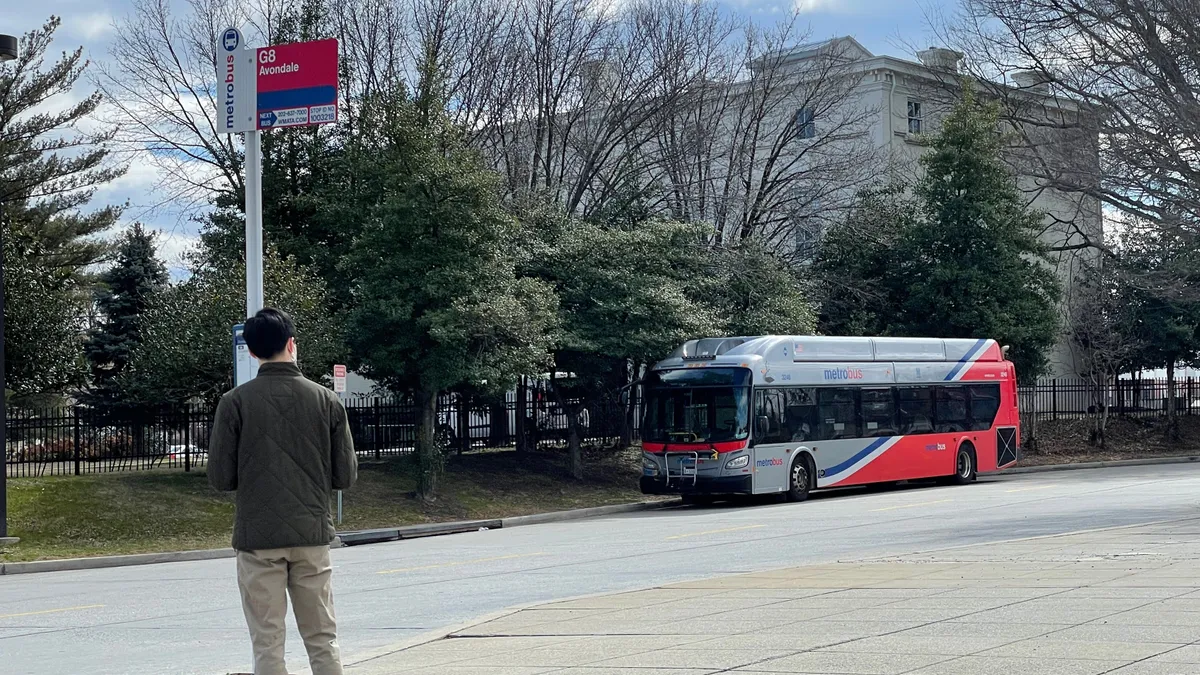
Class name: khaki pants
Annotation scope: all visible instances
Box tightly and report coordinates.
[237,546,343,675]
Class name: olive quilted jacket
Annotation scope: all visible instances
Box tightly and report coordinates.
[208,361,357,551]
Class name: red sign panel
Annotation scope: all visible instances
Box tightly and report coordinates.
[255,38,338,130]
[333,365,347,378]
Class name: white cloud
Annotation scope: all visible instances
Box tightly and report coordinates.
[68,12,115,41]
[152,228,201,278]
[796,0,843,12]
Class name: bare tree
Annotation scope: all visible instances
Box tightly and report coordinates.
[938,0,1200,243]
[1066,257,1141,448]
[95,0,261,209]
[652,23,880,255]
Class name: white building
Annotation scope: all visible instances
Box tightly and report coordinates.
[478,35,1102,378]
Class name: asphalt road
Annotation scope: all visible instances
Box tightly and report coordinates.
[3,463,1200,675]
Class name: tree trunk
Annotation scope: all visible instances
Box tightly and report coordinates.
[515,377,528,454]
[619,360,636,449]
[1098,377,1110,450]
[489,398,508,449]
[549,374,583,480]
[417,390,441,500]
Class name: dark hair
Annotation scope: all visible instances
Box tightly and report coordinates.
[243,308,295,359]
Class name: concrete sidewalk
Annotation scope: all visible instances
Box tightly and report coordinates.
[343,518,1200,674]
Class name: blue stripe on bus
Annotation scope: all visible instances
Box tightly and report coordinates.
[944,338,988,381]
[824,436,891,478]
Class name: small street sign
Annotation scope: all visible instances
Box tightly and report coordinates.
[333,364,347,394]
[255,38,338,130]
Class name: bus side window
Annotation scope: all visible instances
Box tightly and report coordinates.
[755,389,787,444]
[934,386,969,433]
[897,387,934,435]
[784,388,817,442]
[861,388,895,438]
[818,388,859,440]
[967,384,1001,431]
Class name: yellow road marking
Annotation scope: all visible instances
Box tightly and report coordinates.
[870,499,953,512]
[666,525,766,540]
[0,604,104,620]
[377,552,546,575]
[1006,484,1059,493]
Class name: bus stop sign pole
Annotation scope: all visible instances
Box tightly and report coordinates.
[215,27,338,321]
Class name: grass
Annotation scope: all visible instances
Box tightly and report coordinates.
[11,419,1194,563]
[2,447,654,563]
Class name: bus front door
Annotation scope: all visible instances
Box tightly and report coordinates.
[752,442,790,494]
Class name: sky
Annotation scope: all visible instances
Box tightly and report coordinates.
[5,0,955,278]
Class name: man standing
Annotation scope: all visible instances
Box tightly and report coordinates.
[209,308,357,675]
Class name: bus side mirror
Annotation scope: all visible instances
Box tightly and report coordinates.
[755,416,770,438]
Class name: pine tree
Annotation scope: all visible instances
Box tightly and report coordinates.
[84,224,168,406]
[1,18,124,402]
[817,85,1060,378]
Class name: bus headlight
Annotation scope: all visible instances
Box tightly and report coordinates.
[725,455,749,470]
[642,457,659,476]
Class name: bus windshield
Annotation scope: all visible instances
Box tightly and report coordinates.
[643,368,751,444]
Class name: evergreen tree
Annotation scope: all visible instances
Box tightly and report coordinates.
[1,18,124,402]
[84,224,168,406]
[817,85,1060,378]
[343,100,557,499]
[124,244,344,406]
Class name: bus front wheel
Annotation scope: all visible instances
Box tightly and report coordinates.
[786,456,813,502]
[952,443,977,485]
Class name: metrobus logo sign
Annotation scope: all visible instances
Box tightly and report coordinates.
[823,367,864,380]
[216,28,338,134]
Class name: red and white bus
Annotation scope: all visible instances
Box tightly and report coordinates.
[639,336,1021,502]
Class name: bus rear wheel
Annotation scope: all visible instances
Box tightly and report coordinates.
[951,443,977,485]
[786,457,812,502]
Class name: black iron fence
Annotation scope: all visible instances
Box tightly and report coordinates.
[6,389,641,478]
[1018,378,1200,424]
[7,377,1192,478]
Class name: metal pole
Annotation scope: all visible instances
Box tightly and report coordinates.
[336,391,344,525]
[245,129,264,317]
[2,35,19,539]
[0,198,7,538]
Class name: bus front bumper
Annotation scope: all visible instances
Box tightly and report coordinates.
[640,475,753,496]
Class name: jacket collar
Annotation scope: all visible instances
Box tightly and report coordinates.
[257,361,303,377]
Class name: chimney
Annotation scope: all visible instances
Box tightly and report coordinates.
[1011,70,1051,94]
[580,59,618,101]
[916,47,963,72]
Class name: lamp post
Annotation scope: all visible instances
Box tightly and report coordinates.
[1,32,18,542]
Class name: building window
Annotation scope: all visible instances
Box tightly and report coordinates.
[796,107,816,139]
[907,99,923,134]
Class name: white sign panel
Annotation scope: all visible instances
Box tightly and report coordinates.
[216,27,258,134]
[333,364,347,394]
[233,323,260,386]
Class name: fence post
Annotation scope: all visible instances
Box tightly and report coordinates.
[184,404,192,472]
[516,377,528,453]
[373,399,382,461]
[1051,380,1058,420]
[73,406,81,476]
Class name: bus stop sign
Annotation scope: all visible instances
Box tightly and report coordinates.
[255,38,338,130]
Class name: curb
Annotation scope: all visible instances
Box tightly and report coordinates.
[0,547,234,576]
[3,500,680,576]
[333,500,680,548]
[500,499,680,527]
[988,455,1200,476]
